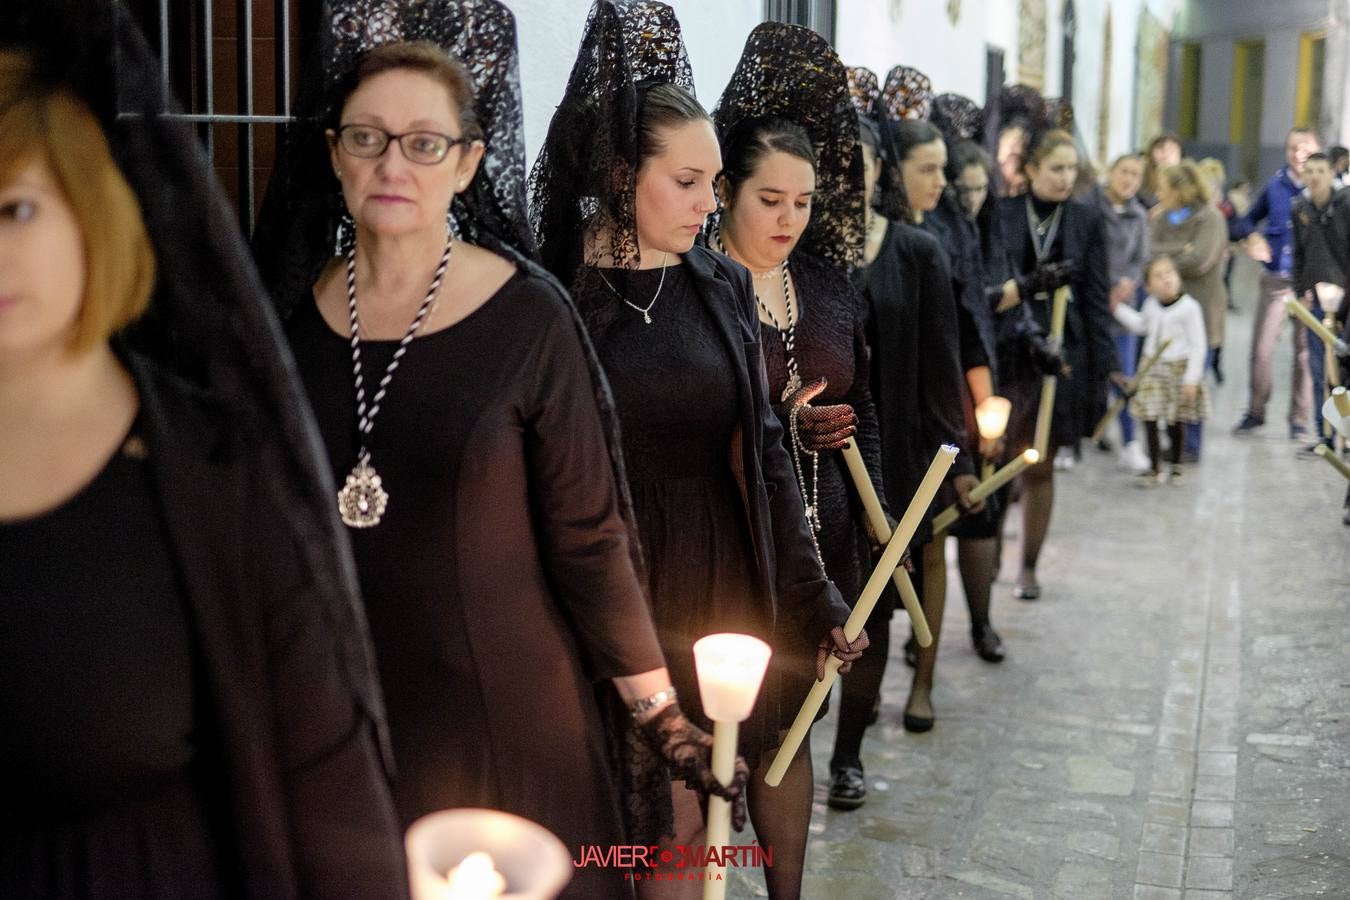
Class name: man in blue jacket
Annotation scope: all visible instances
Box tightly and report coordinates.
[1231,126,1322,437]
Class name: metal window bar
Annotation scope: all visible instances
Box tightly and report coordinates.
[134,0,297,235]
[764,0,835,45]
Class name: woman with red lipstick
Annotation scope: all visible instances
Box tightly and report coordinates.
[708,27,887,835]
[256,6,748,897]
[531,7,865,898]
[995,129,1122,600]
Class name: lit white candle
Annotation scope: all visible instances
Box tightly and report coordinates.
[840,439,932,647]
[692,634,771,900]
[930,449,1040,535]
[443,852,506,899]
[975,396,1011,481]
[406,809,571,900]
[765,445,958,788]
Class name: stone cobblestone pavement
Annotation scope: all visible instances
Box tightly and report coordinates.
[726,266,1350,899]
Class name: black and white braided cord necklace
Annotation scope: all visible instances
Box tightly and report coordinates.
[336,235,452,528]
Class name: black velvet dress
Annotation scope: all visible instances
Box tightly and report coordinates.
[288,268,666,899]
[575,263,772,761]
[0,437,232,900]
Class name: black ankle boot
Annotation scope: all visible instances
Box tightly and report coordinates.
[972,624,1005,663]
[827,766,867,810]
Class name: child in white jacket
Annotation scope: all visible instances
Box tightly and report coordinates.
[1114,255,1210,485]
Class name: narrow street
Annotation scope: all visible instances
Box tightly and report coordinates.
[733,261,1350,899]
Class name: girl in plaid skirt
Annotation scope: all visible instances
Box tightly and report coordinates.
[1114,255,1210,485]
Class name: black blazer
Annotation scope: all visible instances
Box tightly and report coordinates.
[855,222,973,544]
[683,245,851,648]
[996,195,1121,381]
[125,353,407,900]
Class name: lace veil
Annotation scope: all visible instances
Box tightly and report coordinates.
[528,0,695,285]
[714,23,864,268]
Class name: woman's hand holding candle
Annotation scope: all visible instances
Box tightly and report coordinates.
[782,377,858,451]
[638,704,749,830]
[953,472,986,515]
[816,625,869,680]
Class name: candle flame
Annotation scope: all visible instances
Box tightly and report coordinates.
[1023,449,1041,465]
[444,851,505,898]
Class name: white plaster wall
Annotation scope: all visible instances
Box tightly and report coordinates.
[1196,37,1232,144]
[834,0,1180,161]
[1260,30,1302,144]
[510,0,760,165]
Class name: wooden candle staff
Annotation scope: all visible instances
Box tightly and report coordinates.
[1090,337,1175,443]
[1032,286,1071,458]
[764,445,959,787]
[1313,444,1350,482]
[1287,297,1349,356]
[930,449,1040,535]
[839,438,932,648]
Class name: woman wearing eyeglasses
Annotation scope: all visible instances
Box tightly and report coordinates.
[265,25,742,898]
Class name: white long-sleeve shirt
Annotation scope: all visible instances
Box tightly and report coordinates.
[1113,294,1208,385]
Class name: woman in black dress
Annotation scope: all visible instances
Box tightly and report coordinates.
[882,112,986,732]
[0,6,405,897]
[842,73,969,776]
[530,4,864,897]
[254,7,741,897]
[995,128,1122,600]
[710,24,885,823]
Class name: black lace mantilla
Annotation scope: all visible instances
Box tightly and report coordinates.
[881,64,933,122]
[254,0,535,313]
[847,66,880,119]
[931,92,984,145]
[713,23,864,268]
[529,0,695,285]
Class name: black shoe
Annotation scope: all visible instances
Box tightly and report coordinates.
[1233,413,1264,435]
[902,709,934,733]
[972,626,1005,662]
[1013,580,1041,601]
[827,766,867,810]
[903,635,918,668]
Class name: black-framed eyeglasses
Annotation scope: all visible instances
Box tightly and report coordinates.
[335,124,469,165]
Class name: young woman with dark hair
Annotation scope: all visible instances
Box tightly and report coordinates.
[995,128,1123,600]
[530,7,863,898]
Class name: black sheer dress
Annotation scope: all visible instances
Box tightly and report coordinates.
[574,263,772,760]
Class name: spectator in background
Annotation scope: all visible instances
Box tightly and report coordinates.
[1140,133,1183,210]
[1290,151,1350,454]
[1231,126,1321,439]
[1198,157,1238,325]
[1151,161,1230,462]
[1096,153,1151,471]
[1328,145,1349,185]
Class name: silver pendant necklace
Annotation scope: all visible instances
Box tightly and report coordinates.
[595,252,668,324]
[337,236,452,528]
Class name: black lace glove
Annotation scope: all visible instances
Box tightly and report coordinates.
[638,704,749,831]
[1015,259,1076,301]
[1026,332,1067,377]
[782,377,857,451]
[816,626,869,680]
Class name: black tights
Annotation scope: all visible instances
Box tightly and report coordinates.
[829,601,895,771]
[1143,420,1183,472]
